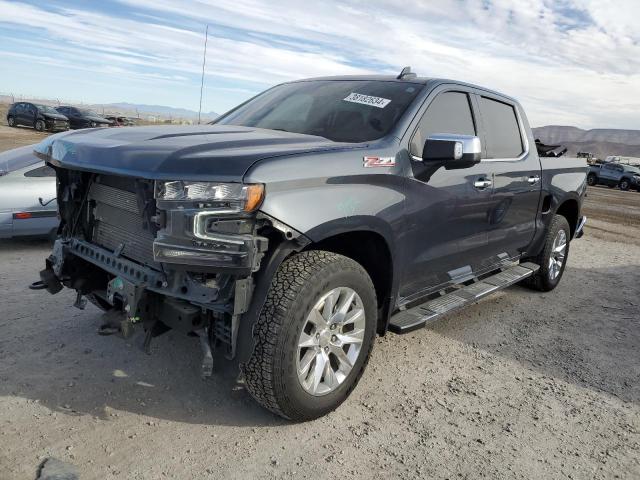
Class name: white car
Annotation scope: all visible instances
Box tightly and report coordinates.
[0,145,58,239]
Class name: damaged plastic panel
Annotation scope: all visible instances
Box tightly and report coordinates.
[37,169,288,376]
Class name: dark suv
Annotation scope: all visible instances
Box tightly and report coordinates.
[56,106,112,129]
[7,102,69,132]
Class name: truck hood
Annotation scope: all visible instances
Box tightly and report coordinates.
[34,125,357,182]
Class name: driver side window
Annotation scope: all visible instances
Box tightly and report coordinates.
[410,91,476,157]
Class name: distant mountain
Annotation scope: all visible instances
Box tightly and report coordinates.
[532,126,640,158]
[95,102,219,120]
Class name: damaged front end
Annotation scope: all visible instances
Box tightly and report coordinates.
[39,169,298,375]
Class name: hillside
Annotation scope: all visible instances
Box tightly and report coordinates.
[0,95,218,123]
[532,126,640,158]
[98,102,219,121]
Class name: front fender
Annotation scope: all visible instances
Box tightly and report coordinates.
[259,180,405,244]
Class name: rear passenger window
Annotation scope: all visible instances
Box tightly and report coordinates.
[410,92,476,157]
[479,97,523,159]
[24,165,55,177]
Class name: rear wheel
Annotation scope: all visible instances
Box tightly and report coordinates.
[586,173,597,186]
[523,214,570,292]
[242,250,377,421]
[7,116,15,127]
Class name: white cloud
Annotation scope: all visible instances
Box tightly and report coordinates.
[0,0,638,128]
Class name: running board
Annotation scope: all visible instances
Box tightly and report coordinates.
[388,262,540,334]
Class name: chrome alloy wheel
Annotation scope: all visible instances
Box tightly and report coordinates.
[549,229,567,280]
[296,287,366,396]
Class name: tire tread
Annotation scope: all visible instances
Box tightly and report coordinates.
[242,250,375,420]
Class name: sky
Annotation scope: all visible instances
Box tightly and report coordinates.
[0,0,638,129]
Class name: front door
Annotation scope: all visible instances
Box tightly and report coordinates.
[399,89,498,303]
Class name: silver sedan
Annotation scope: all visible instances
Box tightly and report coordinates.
[0,145,58,239]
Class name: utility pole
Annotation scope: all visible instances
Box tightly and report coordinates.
[198,24,209,125]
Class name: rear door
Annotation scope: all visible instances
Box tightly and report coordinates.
[15,103,27,125]
[599,163,621,185]
[475,94,542,262]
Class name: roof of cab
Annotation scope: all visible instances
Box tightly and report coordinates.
[288,75,518,104]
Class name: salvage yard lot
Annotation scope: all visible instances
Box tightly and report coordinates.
[0,129,638,479]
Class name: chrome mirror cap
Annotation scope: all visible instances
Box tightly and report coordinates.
[421,134,482,166]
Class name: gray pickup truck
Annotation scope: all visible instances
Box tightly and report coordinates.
[34,70,587,420]
[587,162,640,191]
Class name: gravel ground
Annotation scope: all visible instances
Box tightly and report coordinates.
[0,128,639,478]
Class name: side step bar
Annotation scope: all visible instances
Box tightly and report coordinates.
[388,262,540,334]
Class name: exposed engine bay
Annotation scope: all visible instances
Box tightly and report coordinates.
[38,168,298,375]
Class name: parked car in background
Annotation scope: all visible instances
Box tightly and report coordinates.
[0,145,58,239]
[56,106,111,129]
[587,162,640,191]
[6,103,69,132]
[105,115,136,127]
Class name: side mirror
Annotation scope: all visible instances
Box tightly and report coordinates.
[422,134,482,168]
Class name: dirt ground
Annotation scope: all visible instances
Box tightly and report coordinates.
[0,124,50,152]
[0,129,639,479]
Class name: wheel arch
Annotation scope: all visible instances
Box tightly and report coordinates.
[303,228,395,335]
[555,197,580,238]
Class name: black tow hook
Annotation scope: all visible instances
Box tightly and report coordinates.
[38,268,63,294]
[29,280,48,290]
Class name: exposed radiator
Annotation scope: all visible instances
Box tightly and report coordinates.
[88,178,156,266]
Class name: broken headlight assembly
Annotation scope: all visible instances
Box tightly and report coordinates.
[153,181,267,269]
[155,181,264,213]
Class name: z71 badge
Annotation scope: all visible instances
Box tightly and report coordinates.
[363,156,396,167]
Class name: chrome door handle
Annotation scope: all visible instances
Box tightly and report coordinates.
[473,178,492,189]
[527,175,540,185]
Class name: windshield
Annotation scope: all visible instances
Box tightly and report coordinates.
[0,145,40,175]
[36,105,59,114]
[80,109,99,116]
[215,80,424,142]
[626,166,640,174]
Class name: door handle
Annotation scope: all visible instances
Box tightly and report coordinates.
[473,178,492,189]
[527,175,540,185]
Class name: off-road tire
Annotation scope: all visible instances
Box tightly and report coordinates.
[7,116,15,127]
[242,250,377,421]
[586,173,597,186]
[523,214,571,292]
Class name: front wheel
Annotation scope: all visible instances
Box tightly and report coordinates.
[523,214,571,292]
[242,251,377,421]
[619,179,630,191]
[35,119,46,132]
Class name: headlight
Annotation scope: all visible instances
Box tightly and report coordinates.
[155,181,264,212]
